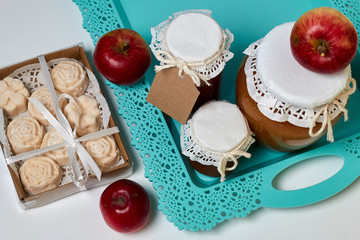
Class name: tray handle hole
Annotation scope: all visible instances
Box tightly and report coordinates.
[272,155,343,191]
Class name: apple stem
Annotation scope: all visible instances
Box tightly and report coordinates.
[317,41,328,57]
[122,43,130,53]
[115,42,130,54]
[118,197,125,205]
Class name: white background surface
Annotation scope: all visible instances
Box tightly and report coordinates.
[0,1,359,239]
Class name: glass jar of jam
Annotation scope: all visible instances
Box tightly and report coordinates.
[236,23,355,152]
[181,101,254,182]
[150,10,234,112]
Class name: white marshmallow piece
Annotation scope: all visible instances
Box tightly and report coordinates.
[0,77,29,117]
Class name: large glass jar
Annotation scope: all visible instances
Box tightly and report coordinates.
[236,23,355,152]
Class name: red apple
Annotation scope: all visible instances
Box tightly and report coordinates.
[99,179,151,233]
[94,28,151,85]
[290,7,358,74]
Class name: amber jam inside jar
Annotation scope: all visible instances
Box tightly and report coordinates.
[189,159,233,177]
[236,57,343,152]
[193,72,222,112]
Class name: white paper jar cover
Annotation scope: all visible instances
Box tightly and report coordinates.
[256,22,350,108]
[243,22,356,141]
[166,12,223,62]
[149,9,234,85]
[180,101,255,182]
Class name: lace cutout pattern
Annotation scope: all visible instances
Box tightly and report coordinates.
[342,135,360,158]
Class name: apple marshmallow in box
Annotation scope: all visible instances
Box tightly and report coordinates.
[0,43,132,209]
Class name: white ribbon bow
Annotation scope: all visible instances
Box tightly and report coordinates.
[28,96,119,189]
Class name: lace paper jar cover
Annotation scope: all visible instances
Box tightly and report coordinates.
[149,9,234,87]
[243,22,356,142]
[181,101,255,182]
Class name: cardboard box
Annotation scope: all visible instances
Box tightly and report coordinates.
[0,43,132,209]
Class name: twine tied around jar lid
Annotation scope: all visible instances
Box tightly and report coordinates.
[189,118,254,182]
[154,31,228,87]
[309,77,357,142]
[216,139,252,183]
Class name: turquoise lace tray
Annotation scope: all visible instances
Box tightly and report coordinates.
[73,0,360,231]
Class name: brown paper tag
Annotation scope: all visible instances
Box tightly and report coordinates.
[146,67,200,124]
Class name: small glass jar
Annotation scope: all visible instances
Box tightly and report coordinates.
[150,10,233,112]
[236,22,356,152]
[180,101,255,182]
[194,72,222,111]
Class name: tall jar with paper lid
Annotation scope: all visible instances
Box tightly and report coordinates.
[149,9,234,115]
[236,22,357,152]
